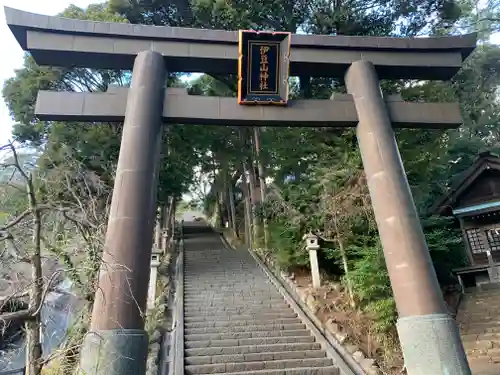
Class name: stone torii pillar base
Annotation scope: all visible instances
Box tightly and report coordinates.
[77,50,166,375]
[346,60,471,375]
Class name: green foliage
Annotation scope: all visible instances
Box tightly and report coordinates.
[347,244,396,331]
[267,218,310,267]
[424,215,468,284]
[60,3,128,22]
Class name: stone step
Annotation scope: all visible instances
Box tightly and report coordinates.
[467,354,500,364]
[187,268,260,271]
[184,294,281,301]
[184,336,315,349]
[184,294,285,306]
[462,339,497,351]
[187,271,261,274]
[184,310,293,319]
[460,302,500,310]
[184,301,288,309]
[185,358,334,374]
[184,313,295,322]
[184,318,303,329]
[184,270,262,274]
[463,290,500,298]
[185,323,306,335]
[205,367,340,375]
[184,290,279,295]
[184,285,273,290]
[184,280,267,286]
[185,283,272,287]
[184,268,261,271]
[459,314,500,323]
[185,280,267,284]
[185,343,323,357]
[185,261,256,264]
[184,312,298,323]
[467,347,500,358]
[181,229,335,375]
[461,318,500,326]
[187,262,256,264]
[184,296,284,304]
[184,316,299,324]
[184,306,291,315]
[461,332,500,342]
[459,307,500,316]
[185,282,272,285]
[467,357,500,375]
[184,278,268,283]
[184,287,274,293]
[184,329,311,342]
[461,325,500,335]
[185,349,327,366]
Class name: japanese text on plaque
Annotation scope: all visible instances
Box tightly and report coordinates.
[259,46,270,91]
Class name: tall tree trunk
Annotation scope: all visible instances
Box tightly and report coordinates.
[223,169,233,230]
[214,192,222,228]
[228,180,238,237]
[247,158,259,247]
[333,216,355,308]
[253,127,269,249]
[212,157,223,227]
[240,163,252,249]
[218,192,225,228]
[338,237,355,308]
[169,197,177,237]
[26,176,43,375]
[243,128,259,247]
[162,203,168,233]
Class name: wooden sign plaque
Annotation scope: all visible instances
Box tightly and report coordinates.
[238,30,291,105]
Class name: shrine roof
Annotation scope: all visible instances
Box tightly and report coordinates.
[431,152,500,216]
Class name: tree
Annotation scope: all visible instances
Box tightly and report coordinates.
[0,143,60,375]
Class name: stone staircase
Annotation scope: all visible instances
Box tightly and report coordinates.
[457,287,500,375]
[181,225,341,375]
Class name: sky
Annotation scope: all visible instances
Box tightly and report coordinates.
[0,0,94,146]
[0,1,499,148]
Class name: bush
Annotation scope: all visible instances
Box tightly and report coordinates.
[349,244,397,332]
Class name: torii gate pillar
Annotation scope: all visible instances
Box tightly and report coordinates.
[78,51,166,375]
[346,60,470,375]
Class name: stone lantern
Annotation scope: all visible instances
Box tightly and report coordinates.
[303,233,321,288]
[147,247,162,310]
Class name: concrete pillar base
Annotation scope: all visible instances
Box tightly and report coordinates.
[77,329,149,375]
[397,313,471,375]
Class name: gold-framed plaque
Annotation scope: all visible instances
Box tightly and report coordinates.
[237,30,291,105]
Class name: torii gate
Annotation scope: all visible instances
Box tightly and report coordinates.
[5,7,476,375]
